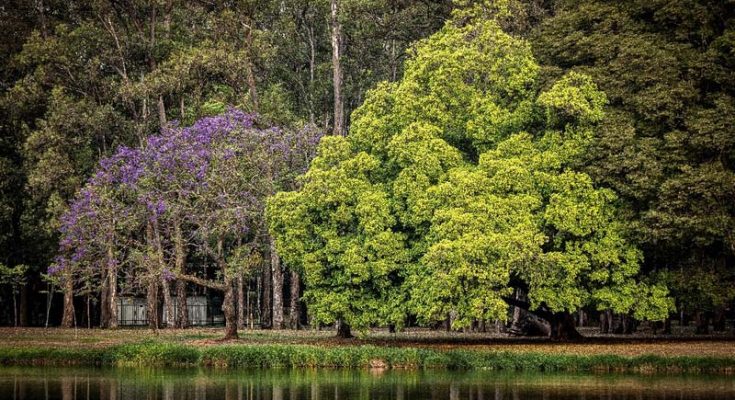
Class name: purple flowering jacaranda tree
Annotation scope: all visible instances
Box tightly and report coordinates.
[53,109,322,338]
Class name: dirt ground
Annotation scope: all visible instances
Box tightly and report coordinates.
[1,326,733,358]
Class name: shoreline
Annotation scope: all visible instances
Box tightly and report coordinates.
[1,342,734,374]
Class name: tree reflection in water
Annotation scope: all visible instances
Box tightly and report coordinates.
[1,368,733,400]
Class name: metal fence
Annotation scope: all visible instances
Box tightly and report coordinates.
[116,297,224,326]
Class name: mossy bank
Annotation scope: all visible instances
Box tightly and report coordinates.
[1,343,734,374]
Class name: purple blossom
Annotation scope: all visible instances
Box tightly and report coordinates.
[52,108,323,293]
[162,268,175,282]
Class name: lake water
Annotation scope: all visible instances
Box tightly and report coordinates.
[0,367,733,400]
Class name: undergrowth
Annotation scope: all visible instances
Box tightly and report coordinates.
[0,343,732,374]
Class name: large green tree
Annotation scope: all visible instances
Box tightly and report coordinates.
[269,12,672,339]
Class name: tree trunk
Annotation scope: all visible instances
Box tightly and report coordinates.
[330,0,344,136]
[271,237,284,329]
[244,16,259,112]
[61,276,75,328]
[108,263,118,329]
[508,289,525,334]
[502,296,582,341]
[261,256,272,329]
[12,293,17,327]
[147,276,159,330]
[307,25,316,124]
[173,216,188,328]
[222,272,238,339]
[162,278,173,328]
[336,319,352,338]
[600,309,612,334]
[237,269,245,330]
[86,294,91,328]
[662,317,672,334]
[107,245,119,329]
[289,270,300,329]
[176,280,188,328]
[216,236,238,340]
[549,312,583,341]
[19,284,28,326]
[157,96,167,127]
[100,268,110,328]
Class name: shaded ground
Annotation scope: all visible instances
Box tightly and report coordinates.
[0,327,733,358]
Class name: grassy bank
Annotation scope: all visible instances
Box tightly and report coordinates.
[1,342,734,374]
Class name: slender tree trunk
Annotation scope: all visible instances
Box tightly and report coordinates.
[147,219,168,329]
[247,278,253,329]
[289,270,300,329]
[147,276,159,330]
[109,260,118,329]
[100,268,110,328]
[662,317,672,334]
[34,0,48,37]
[256,274,262,328]
[45,283,54,328]
[244,16,259,112]
[162,278,173,328]
[237,269,245,330]
[12,293,17,327]
[157,96,167,127]
[307,25,316,124]
[61,276,75,328]
[19,284,28,326]
[600,309,612,334]
[173,217,188,328]
[86,294,91,328]
[330,0,344,136]
[508,289,524,334]
[271,237,284,329]
[262,257,272,329]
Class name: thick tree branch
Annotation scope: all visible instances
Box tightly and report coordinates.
[177,273,224,291]
[502,296,555,321]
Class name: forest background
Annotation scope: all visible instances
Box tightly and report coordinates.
[0,0,733,338]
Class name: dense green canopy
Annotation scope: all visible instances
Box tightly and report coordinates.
[268,15,673,335]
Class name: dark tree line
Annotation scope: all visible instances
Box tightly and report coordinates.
[0,0,733,336]
[0,0,451,328]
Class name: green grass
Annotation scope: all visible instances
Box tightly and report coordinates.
[0,343,734,373]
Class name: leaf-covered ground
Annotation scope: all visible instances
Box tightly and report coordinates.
[1,327,733,358]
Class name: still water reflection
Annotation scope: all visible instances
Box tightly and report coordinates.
[0,367,733,400]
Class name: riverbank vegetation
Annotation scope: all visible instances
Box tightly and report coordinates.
[0,0,733,343]
[0,328,733,374]
[1,339,734,374]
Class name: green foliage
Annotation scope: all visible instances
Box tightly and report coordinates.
[529,0,735,314]
[0,264,28,292]
[0,1,451,306]
[269,13,672,333]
